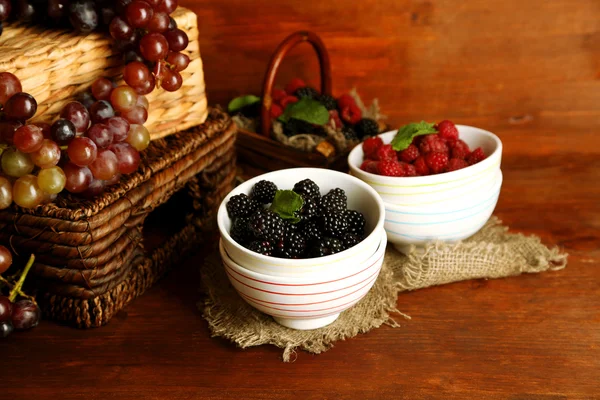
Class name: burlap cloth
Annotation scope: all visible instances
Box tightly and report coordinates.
[199,217,567,362]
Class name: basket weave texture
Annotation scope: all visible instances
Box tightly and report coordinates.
[0,7,207,140]
[0,109,236,328]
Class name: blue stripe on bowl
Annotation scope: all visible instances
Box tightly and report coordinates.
[384,196,497,226]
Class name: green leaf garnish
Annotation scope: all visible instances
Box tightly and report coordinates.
[269,190,304,223]
[228,95,260,113]
[391,121,438,151]
[278,98,329,125]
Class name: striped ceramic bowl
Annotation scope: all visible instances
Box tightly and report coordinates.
[218,168,385,277]
[384,171,502,253]
[220,230,387,330]
[348,126,502,208]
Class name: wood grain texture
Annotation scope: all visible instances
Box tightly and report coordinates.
[1,0,600,398]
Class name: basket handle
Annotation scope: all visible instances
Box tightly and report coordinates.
[260,31,332,137]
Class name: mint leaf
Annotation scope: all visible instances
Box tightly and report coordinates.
[269,190,304,223]
[228,95,260,113]
[278,98,329,125]
[390,121,438,151]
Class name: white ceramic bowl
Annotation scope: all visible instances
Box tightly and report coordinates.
[348,125,502,208]
[384,171,503,254]
[217,168,386,277]
[220,230,387,330]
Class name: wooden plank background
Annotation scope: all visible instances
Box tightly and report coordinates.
[181,0,600,143]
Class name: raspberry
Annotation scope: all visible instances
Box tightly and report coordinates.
[419,135,448,154]
[466,147,486,165]
[226,194,261,218]
[398,162,417,177]
[294,87,319,99]
[319,94,337,111]
[250,180,278,204]
[437,120,459,141]
[360,160,379,174]
[375,144,397,161]
[270,104,283,119]
[413,156,430,176]
[328,110,343,129]
[362,136,383,159]
[377,160,403,177]
[285,78,306,95]
[355,118,379,138]
[447,158,469,172]
[424,152,449,174]
[450,139,470,160]
[280,95,298,109]
[398,144,419,163]
[340,103,362,125]
[271,88,287,104]
[293,179,320,199]
[337,94,356,109]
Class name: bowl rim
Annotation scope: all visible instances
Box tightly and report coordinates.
[219,231,387,283]
[348,124,503,185]
[217,167,386,267]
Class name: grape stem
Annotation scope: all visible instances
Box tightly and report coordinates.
[8,254,35,303]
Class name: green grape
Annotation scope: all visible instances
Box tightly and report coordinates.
[13,175,43,208]
[0,176,12,210]
[1,148,34,177]
[37,166,66,194]
[126,124,150,151]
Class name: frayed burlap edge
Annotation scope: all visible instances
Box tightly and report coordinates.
[199,217,567,362]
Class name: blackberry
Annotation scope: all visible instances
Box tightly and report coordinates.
[226,194,260,218]
[320,210,349,238]
[355,118,379,139]
[250,180,277,204]
[309,237,343,258]
[319,94,337,111]
[320,188,347,212]
[342,233,362,250]
[342,125,358,141]
[345,210,366,236]
[230,216,252,245]
[248,210,286,242]
[293,179,320,199]
[297,196,321,222]
[237,101,261,118]
[294,86,320,100]
[248,240,274,256]
[276,232,307,259]
[301,220,323,242]
[284,118,314,137]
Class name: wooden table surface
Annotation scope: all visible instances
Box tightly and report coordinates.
[2,0,600,398]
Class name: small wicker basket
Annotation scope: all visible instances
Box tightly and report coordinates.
[236,31,350,171]
[0,7,207,141]
[0,109,236,328]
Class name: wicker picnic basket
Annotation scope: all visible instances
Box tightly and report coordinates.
[0,7,207,140]
[0,109,236,328]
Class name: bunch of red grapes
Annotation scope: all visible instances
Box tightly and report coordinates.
[0,245,40,338]
[0,0,190,93]
[0,72,151,209]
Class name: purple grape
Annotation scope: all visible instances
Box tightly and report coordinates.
[0,296,12,322]
[11,300,40,330]
[0,320,13,338]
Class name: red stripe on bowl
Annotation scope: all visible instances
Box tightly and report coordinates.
[223,261,381,296]
[237,272,379,307]
[224,252,384,287]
